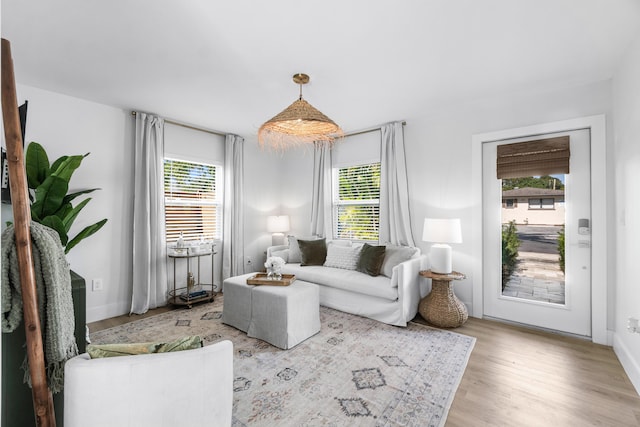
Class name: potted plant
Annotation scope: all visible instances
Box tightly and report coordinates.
[24,141,107,253]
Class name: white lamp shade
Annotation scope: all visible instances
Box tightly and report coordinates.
[422,218,462,244]
[266,215,290,233]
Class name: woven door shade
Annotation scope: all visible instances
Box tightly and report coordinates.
[497,136,570,179]
[258,73,343,150]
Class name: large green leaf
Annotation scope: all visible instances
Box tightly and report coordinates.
[25,142,50,189]
[49,155,69,176]
[65,218,107,253]
[50,155,84,182]
[60,198,91,232]
[62,188,100,205]
[40,215,68,246]
[31,175,69,218]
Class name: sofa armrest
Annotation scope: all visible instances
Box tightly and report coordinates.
[267,245,289,258]
[394,255,429,325]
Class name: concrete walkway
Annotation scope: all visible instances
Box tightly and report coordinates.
[502,225,565,304]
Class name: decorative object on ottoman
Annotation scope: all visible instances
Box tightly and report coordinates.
[264,256,285,280]
[419,269,468,328]
[246,273,296,286]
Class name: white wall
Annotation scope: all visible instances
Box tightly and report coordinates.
[612,32,640,393]
[9,84,134,323]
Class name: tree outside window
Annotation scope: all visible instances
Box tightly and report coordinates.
[333,162,380,241]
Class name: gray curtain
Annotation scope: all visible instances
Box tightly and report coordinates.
[310,142,333,238]
[222,134,244,280]
[131,112,168,314]
[379,122,415,246]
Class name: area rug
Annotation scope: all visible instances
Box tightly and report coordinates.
[90,297,475,427]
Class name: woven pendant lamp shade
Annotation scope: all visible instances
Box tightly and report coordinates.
[258,74,343,150]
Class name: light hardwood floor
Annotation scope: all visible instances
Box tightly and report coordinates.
[89,308,640,426]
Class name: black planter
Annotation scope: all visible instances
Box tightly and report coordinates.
[1,270,86,427]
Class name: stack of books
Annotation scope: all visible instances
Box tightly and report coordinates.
[180,289,208,301]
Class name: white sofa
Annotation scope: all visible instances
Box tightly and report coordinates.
[267,241,428,327]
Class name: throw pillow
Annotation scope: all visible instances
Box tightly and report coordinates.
[298,238,327,266]
[356,243,386,276]
[324,244,362,270]
[87,336,203,359]
[327,240,352,247]
[287,235,302,263]
[381,245,418,277]
[271,249,289,263]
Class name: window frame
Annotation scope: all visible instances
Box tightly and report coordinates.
[332,160,381,243]
[504,198,517,208]
[528,197,555,210]
[163,157,223,244]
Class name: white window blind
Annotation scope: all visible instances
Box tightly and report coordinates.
[164,158,222,243]
[333,162,380,241]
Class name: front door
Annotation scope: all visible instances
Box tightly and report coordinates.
[482,129,591,336]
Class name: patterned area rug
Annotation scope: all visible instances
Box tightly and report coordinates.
[90,297,475,427]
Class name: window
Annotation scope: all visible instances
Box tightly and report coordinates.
[504,198,517,208]
[528,198,555,210]
[164,158,222,243]
[333,162,380,241]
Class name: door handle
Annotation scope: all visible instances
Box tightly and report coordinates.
[578,218,590,235]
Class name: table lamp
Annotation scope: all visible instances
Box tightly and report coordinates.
[267,215,290,246]
[422,218,462,274]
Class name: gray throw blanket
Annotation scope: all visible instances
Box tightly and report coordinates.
[1,222,78,394]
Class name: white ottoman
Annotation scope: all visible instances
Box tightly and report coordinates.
[221,273,255,332]
[222,274,320,349]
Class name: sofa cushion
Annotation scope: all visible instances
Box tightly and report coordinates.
[282,263,398,301]
[324,244,362,270]
[381,245,419,278]
[298,238,327,266]
[356,243,386,276]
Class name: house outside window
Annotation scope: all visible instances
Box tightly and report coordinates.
[333,162,380,241]
[163,158,222,243]
[505,198,517,208]
[528,198,555,210]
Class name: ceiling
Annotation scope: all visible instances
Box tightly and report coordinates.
[2,0,639,138]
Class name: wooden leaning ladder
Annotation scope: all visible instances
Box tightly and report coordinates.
[1,38,57,426]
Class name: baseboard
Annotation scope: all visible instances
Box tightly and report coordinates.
[86,300,131,323]
[613,333,640,395]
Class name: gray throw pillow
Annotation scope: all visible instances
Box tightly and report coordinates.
[381,245,418,277]
[298,238,327,266]
[287,235,302,263]
[356,243,386,276]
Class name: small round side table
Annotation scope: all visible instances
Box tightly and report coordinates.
[418,270,468,328]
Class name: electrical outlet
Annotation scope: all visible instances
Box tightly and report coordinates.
[246,256,252,265]
[92,278,104,292]
[628,317,639,334]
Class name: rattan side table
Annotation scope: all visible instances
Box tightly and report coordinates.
[418,270,468,328]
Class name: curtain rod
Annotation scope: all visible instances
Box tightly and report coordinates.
[131,111,228,137]
[343,121,406,138]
